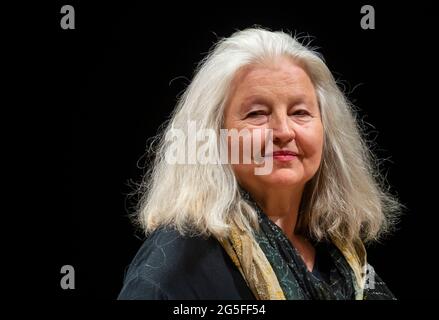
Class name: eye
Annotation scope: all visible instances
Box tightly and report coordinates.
[291,109,311,116]
[247,110,268,117]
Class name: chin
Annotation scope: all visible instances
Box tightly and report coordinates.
[263,169,304,187]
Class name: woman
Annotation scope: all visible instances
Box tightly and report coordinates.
[118,28,400,300]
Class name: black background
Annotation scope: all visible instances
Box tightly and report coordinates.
[50,1,437,299]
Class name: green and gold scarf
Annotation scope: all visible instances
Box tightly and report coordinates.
[219,193,395,300]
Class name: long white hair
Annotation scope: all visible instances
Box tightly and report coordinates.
[135,28,401,244]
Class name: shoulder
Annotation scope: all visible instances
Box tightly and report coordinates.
[118,226,254,300]
[126,226,221,275]
[130,228,221,275]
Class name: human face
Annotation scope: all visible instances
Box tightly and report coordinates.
[223,56,324,192]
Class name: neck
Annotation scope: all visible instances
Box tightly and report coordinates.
[242,182,316,272]
[245,184,304,239]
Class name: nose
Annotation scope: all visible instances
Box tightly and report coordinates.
[270,113,295,146]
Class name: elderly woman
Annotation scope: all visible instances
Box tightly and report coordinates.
[118,28,400,300]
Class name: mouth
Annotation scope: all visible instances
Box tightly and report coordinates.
[265,150,298,162]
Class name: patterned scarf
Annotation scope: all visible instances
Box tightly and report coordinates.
[218,190,395,300]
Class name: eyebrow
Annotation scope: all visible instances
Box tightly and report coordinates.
[240,93,309,109]
[240,95,272,109]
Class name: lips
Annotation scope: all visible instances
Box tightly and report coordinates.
[271,150,298,157]
[265,150,298,162]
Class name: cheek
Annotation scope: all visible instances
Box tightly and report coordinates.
[227,129,269,185]
[299,123,324,164]
[226,127,270,161]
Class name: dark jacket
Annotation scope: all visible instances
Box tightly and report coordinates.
[118,226,255,300]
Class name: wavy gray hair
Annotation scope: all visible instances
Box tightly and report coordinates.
[135,28,401,244]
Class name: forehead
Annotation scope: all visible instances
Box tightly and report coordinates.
[229,57,316,101]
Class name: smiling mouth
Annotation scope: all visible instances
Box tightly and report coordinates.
[265,150,298,161]
[266,150,298,156]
